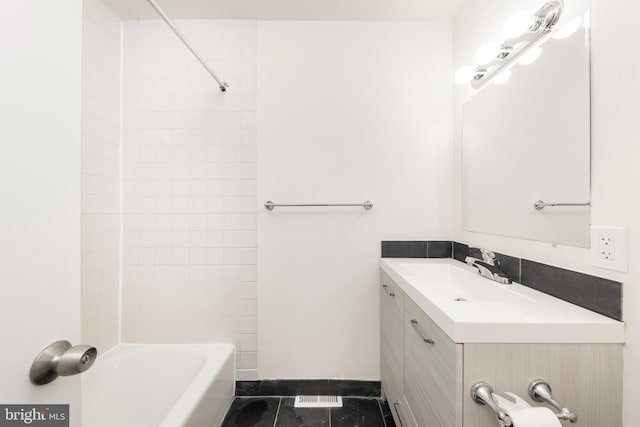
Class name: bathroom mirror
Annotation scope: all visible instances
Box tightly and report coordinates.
[462,12,591,247]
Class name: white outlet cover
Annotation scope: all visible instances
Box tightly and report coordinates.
[590,226,628,272]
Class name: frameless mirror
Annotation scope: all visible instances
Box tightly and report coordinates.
[462,11,591,247]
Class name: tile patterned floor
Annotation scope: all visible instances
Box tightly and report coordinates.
[221,397,396,427]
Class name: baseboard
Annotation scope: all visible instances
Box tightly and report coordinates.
[235,380,381,398]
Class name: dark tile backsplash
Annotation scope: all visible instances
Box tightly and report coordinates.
[521,259,622,321]
[381,241,451,258]
[427,241,453,258]
[382,240,623,321]
[453,241,470,263]
[494,252,521,284]
[381,241,427,258]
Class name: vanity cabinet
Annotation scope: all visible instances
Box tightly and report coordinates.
[380,272,416,427]
[381,272,463,427]
[380,271,623,427]
[380,272,403,407]
[404,297,463,427]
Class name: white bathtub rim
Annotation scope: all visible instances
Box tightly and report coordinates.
[87,343,236,427]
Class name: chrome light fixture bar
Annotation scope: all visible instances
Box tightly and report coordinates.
[145,0,229,92]
[460,1,564,90]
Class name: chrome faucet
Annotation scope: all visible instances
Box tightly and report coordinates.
[465,247,512,285]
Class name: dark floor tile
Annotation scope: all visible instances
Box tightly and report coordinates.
[329,380,381,397]
[331,399,386,427]
[275,398,329,427]
[379,400,396,427]
[521,259,623,320]
[221,398,280,427]
[381,241,428,258]
[427,241,452,258]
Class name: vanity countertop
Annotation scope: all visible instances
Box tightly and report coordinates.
[380,258,624,344]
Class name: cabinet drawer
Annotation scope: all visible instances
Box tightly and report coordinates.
[380,272,404,403]
[404,296,463,427]
[389,395,418,427]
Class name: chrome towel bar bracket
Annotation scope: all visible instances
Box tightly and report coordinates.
[528,379,578,423]
[470,380,578,425]
[264,201,373,211]
[470,382,512,427]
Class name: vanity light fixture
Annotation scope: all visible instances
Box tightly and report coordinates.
[492,70,512,85]
[455,0,568,90]
[551,15,583,39]
[519,47,543,65]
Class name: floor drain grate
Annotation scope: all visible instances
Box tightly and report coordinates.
[294,395,343,408]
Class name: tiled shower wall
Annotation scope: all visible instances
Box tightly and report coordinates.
[121,20,257,378]
[81,0,122,352]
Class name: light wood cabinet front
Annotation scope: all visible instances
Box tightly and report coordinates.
[379,270,622,427]
[380,272,404,405]
[404,296,463,427]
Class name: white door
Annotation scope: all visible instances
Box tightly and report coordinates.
[0,1,84,425]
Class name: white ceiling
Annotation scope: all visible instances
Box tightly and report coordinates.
[102,0,464,21]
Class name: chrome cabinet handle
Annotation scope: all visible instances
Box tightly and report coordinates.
[411,319,435,344]
[382,284,395,297]
[393,401,405,427]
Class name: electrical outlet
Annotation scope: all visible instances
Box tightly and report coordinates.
[598,235,615,260]
[591,226,627,272]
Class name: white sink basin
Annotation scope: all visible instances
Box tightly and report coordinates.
[381,258,624,343]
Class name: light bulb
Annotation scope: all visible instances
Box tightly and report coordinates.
[454,66,474,85]
[552,16,583,39]
[493,70,511,85]
[503,11,533,39]
[475,43,499,64]
[519,47,542,65]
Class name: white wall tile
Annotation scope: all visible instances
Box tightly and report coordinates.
[122,21,257,375]
[81,0,122,354]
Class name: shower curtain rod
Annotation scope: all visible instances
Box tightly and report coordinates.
[145,0,229,92]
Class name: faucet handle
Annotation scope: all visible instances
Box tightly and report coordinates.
[469,246,496,265]
[481,249,496,263]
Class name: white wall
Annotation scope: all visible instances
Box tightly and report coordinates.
[257,21,453,379]
[0,0,84,421]
[453,1,640,425]
[81,0,122,354]
[121,20,258,378]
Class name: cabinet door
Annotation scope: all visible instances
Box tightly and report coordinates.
[380,272,404,405]
[404,297,463,427]
[462,343,623,427]
[390,395,419,427]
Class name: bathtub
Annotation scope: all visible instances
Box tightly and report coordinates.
[82,344,235,427]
